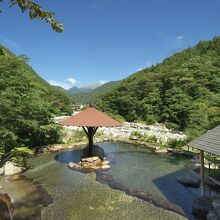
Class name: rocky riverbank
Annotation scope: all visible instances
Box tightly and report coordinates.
[58,121,187,146]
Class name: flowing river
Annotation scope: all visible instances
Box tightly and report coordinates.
[1,142,203,219]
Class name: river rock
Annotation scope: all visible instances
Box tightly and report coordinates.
[81,156,101,166]
[0,167,4,175]
[167,148,173,152]
[101,165,111,170]
[8,173,22,182]
[192,196,213,219]
[192,163,201,172]
[68,162,80,169]
[101,160,110,165]
[4,161,22,176]
[176,171,200,187]
[213,199,220,210]
[129,136,138,141]
[155,148,168,154]
[207,209,220,220]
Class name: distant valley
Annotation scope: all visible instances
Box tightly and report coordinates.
[67,81,119,104]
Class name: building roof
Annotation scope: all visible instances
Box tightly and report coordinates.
[188,125,220,156]
[59,107,122,127]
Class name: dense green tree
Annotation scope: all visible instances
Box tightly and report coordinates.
[0,45,72,155]
[0,0,63,32]
[98,36,220,138]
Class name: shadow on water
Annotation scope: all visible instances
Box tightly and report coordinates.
[95,171,188,218]
[153,171,199,220]
[54,149,83,164]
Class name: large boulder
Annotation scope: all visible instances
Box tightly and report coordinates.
[68,156,111,172]
[0,167,4,175]
[4,161,22,176]
[176,171,200,187]
[81,156,102,167]
[192,196,213,219]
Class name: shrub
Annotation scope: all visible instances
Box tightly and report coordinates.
[39,124,64,145]
[205,152,220,165]
[146,135,157,143]
[68,129,87,143]
[167,139,187,149]
[130,131,143,139]
[11,146,34,167]
[130,131,158,143]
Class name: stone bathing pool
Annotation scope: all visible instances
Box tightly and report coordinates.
[1,142,210,219]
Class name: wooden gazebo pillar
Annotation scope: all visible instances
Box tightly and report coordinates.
[200,150,205,197]
[82,126,98,157]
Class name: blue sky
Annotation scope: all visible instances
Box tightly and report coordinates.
[1,0,220,89]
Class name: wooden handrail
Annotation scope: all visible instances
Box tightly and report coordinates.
[207,176,220,186]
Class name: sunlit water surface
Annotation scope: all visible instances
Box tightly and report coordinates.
[22,142,203,220]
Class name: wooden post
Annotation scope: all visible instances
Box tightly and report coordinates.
[87,127,94,157]
[200,150,205,197]
[83,127,98,157]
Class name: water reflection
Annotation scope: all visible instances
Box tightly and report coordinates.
[54,149,82,164]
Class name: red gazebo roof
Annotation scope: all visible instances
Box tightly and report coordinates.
[59,107,122,127]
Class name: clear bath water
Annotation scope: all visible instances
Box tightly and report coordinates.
[22,142,202,220]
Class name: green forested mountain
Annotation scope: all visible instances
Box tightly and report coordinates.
[71,81,119,104]
[0,45,72,155]
[98,37,220,137]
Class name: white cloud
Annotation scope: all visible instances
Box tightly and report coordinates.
[99,80,108,85]
[48,77,78,90]
[48,78,108,90]
[176,35,184,40]
[80,80,108,89]
[67,78,77,87]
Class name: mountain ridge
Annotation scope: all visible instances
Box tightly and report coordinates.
[97,36,220,137]
[71,81,119,104]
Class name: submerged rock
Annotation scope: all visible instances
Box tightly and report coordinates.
[176,171,200,187]
[4,161,23,176]
[192,196,213,219]
[95,172,185,216]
